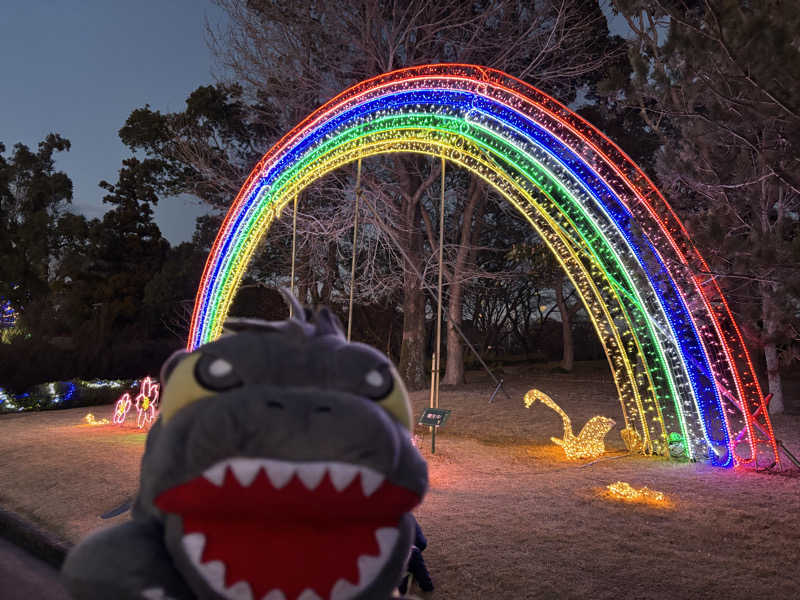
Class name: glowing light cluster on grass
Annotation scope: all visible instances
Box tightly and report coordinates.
[605,481,666,504]
[84,413,110,425]
[188,64,777,468]
[524,389,615,460]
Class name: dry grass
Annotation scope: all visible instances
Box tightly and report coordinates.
[0,411,144,542]
[1,366,799,599]
[408,366,800,599]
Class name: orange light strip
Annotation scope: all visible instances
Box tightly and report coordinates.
[188,65,777,467]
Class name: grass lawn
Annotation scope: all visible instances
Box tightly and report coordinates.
[1,364,798,599]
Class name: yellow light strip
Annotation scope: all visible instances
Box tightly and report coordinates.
[214,129,666,443]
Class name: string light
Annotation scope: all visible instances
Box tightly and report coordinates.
[0,298,17,329]
[620,428,644,454]
[112,393,132,425]
[0,388,11,409]
[80,379,126,389]
[187,64,778,468]
[524,389,615,460]
[134,376,160,429]
[605,481,667,504]
[47,382,77,405]
[83,413,109,425]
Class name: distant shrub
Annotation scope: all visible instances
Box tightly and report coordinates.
[0,379,136,414]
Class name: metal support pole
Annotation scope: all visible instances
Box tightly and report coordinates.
[434,155,445,409]
[777,440,800,469]
[347,158,362,341]
[429,352,437,409]
[428,351,436,449]
[289,192,299,317]
[488,378,505,403]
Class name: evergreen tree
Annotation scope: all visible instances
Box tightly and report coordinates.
[612,0,800,412]
[0,134,73,312]
[56,157,170,373]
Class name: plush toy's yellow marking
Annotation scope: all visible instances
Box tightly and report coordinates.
[159,353,209,424]
[160,352,412,430]
[377,365,413,430]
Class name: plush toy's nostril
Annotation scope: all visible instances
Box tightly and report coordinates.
[266,401,284,409]
[313,405,332,413]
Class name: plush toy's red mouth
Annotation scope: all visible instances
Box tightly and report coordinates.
[155,458,420,600]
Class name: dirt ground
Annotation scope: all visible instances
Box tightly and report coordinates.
[1,365,799,599]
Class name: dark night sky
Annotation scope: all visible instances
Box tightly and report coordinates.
[1,1,628,246]
[1,0,226,245]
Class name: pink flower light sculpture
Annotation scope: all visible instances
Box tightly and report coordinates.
[134,377,160,429]
[112,393,132,425]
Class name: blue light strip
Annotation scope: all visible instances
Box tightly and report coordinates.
[196,85,733,462]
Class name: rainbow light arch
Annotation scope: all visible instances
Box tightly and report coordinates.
[189,64,778,467]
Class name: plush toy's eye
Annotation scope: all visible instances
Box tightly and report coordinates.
[361,364,393,400]
[194,354,242,391]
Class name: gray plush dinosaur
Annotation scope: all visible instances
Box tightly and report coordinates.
[62,290,428,600]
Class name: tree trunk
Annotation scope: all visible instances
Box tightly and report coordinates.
[296,245,310,306]
[443,284,464,385]
[396,158,431,391]
[441,175,486,385]
[758,178,785,414]
[398,258,426,390]
[761,283,784,414]
[555,278,574,372]
[319,240,338,305]
[764,341,784,414]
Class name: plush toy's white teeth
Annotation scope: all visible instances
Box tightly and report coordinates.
[227,580,255,600]
[355,527,398,593]
[198,560,226,595]
[229,458,261,487]
[182,527,399,600]
[183,533,255,600]
[264,460,295,490]
[327,464,359,492]
[359,470,384,497]
[204,463,227,487]
[329,578,360,600]
[182,532,206,564]
[296,463,327,491]
[201,458,386,497]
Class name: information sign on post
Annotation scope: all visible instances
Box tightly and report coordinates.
[418,408,451,453]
